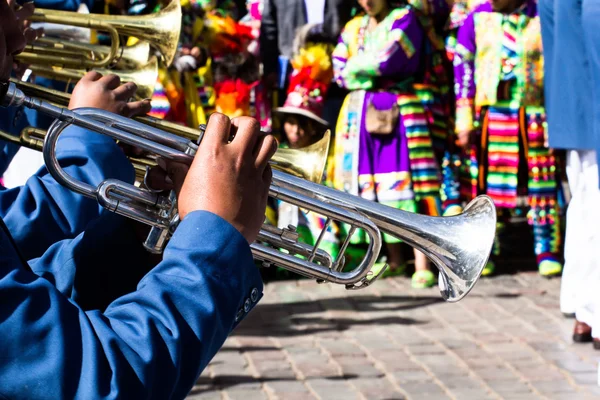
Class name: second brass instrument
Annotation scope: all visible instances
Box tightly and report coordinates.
[27,56,159,100]
[15,0,182,68]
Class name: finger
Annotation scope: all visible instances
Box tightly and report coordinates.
[14,2,34,21]
[1,3,26,56]
[123,99,152,118]
[202,112,232,147]
[80,70,103,82]
[262,164,273,186]
[145,165,173,192]
[229,116,260,157]
[164,160,190,197]
[254,134,277,173]
[112,81,138,101]
[98,73,121,90]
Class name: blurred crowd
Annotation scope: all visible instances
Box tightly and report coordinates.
[7,0,600,352]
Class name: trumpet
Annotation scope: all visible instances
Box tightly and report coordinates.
[1,81,497,300]
[28,56,159,100]
[24,39,153,70]
[15,0,181,68]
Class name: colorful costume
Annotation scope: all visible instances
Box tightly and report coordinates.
[331,6,443,245]
[149,1,271,128]
[267,40,340,275]
[445,0,488,62]
[454,0,562,275]
[407,0,461,215]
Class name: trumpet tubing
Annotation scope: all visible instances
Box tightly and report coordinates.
[28,56,159,100]
[21,39,152,71]
[10,79,200,140]
[0,81,497,299]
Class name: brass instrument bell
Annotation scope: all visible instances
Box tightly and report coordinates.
[15,0,182,68]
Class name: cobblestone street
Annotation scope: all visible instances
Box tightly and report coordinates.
[187,273,600,400]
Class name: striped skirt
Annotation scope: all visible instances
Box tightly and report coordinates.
[476,105,559,227]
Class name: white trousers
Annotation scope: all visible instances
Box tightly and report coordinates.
[2,147,45,189]
[561,150,600,338]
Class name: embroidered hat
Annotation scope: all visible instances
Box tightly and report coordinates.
[273,40,334,128]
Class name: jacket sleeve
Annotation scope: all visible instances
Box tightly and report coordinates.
[0,210,264,399]
[0,124,135,261]
[332,25,351,89]
[453,11,477,133]
[28,212,159,311]
[259,0,280,77]
[539,0,554,121]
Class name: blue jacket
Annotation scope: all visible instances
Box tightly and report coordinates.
[28,212,160,311]
[0,105,134,261]
[540,0,600,170]
[0,210,263,399]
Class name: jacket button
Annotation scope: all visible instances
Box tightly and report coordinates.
[244,298,251,313]
[235,308,244,322]
[251,288,259,302]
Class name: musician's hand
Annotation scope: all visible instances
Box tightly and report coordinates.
[163,114,276,244]
[69,71,151,117]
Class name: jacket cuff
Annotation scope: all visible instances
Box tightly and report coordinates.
[167,210,263,326]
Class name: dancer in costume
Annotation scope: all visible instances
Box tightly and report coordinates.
[436,0,489,220]
[406,0,464,217]
[454,0,562,277]
[148,1,257,127]
[266,34,340,276]
[331,0,444,288]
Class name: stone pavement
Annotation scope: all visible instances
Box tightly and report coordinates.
[187,273,600,400]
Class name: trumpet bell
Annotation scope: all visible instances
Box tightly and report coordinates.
[422,195,496,301]
[271,130,331,184]
[269,170,497,296]
[106,0,181,66]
